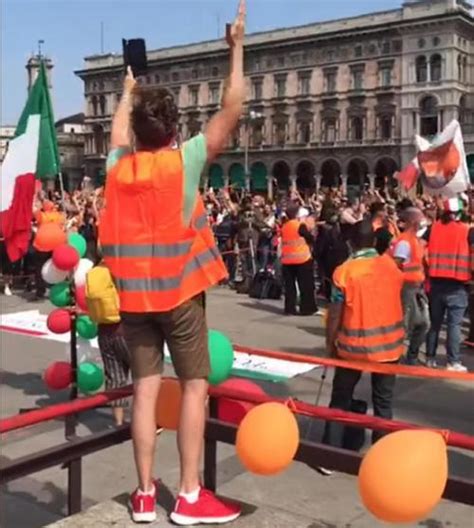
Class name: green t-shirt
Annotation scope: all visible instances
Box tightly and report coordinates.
[106,134,208,225]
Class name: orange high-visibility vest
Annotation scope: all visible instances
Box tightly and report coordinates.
[428,220,470,282]
[470,224,474,277]
[333,254,405,362]
[393,231,425,284]
[99,149,227,313]
[280,219,311,265]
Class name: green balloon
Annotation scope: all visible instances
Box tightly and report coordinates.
[77,362,104,394]
[68,233,87,258]
[207,330,234,385]
[49,282,71,307]
[76,315,98,340]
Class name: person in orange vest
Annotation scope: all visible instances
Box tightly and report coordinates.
[392,207,429,365]
[323,220,404,449]
[425,198,471,372]
[467,206,474,347]
[280,202,317,316]
[99,2,246,524]
[34,200,65,226]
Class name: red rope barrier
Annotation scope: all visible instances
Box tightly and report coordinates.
[234,344,474,382]
[0,387,132,434]
[1,382,473,452]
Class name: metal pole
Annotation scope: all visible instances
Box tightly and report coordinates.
[244,120,250,192]
[66,311,78,439]
[65,309,82,515]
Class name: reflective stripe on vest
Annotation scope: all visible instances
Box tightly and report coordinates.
[281,220,311,265]
[333,254,405,363]
[338,320,404,358]
[429,253,470,275]
[115,246,220,292]
[100,148,227,312]
[101,213,207,259]
[428,221,470,282]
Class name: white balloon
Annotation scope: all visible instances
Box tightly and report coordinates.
[42,259,69,285]
[74,259,94,287]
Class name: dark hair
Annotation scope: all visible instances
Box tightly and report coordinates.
[286,201,300,220]
[350,220,375,250]
[369,202,385,217]
[132,88,178,150]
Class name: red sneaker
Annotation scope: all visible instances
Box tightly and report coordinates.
[170,488,241,525]
[130,482,157,523]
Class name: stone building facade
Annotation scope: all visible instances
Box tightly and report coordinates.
[75,0,474,194]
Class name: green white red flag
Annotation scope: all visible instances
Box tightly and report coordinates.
[0,61,60,262]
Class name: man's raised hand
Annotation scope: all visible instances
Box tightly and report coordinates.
[226,0,246,47]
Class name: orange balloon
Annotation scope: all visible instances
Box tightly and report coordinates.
[236,402,299,476]
[155,379,182,430]
[358,430,448,523]
[34,223,67,252]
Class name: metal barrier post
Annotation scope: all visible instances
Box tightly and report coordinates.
[65,312,82,515]
[204,397,218,492]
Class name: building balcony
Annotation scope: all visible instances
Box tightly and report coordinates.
[375,84,396,96]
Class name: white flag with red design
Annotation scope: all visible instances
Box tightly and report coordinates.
[396,120,469,198]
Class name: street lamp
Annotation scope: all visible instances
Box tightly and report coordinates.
[244,110,263,192]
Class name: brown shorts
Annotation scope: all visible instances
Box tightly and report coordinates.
[121,294,209,380]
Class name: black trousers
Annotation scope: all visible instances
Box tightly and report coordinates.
[282,260,316,315]
[322,366,396,447]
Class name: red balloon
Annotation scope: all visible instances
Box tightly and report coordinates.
[47,309,71,334]
[34,223,67,252]
[52,244,80,271]
[75,285,88,312]
[44,361,72,390]
[217,378,266,425]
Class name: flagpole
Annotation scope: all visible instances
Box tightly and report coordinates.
[58,170,67,210]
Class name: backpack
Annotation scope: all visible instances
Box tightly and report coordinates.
[249,271,282,300]
[85,265,121,324]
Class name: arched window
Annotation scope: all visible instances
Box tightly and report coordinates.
[458,54,463,81]
[430,54,442,82]
[459,95,466,126]
[350,117,364,142]
[462,56,467,83]
[298,122,311,144]
[379,115,393,140]
[416,56,427,83]
[99,95,106,116]
[93,125,105,155]
[322,118,337,144]
[251,123,264,147]
[91,96,98,116]
[420,96,438,137]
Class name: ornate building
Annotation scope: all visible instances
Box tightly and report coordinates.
[75,0,474,194]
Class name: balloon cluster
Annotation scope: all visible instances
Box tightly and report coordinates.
[152,327,447,524]
[154,329,300,476]
[38,224,104,395]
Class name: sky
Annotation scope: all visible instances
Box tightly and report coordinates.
[1,0,403,125]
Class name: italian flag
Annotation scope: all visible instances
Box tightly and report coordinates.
[0,61,60,262]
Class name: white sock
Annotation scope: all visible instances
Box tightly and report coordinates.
[180,487,200,504]
[138,483,155,496]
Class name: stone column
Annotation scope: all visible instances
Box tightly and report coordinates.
[368,173,376,191]
[315,174,322,194]
[341,174,348,195]
[267,176,274,201]
[290,175,297,192]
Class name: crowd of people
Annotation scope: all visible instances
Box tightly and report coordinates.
[2,181,473,371]
[1,0,472,522]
